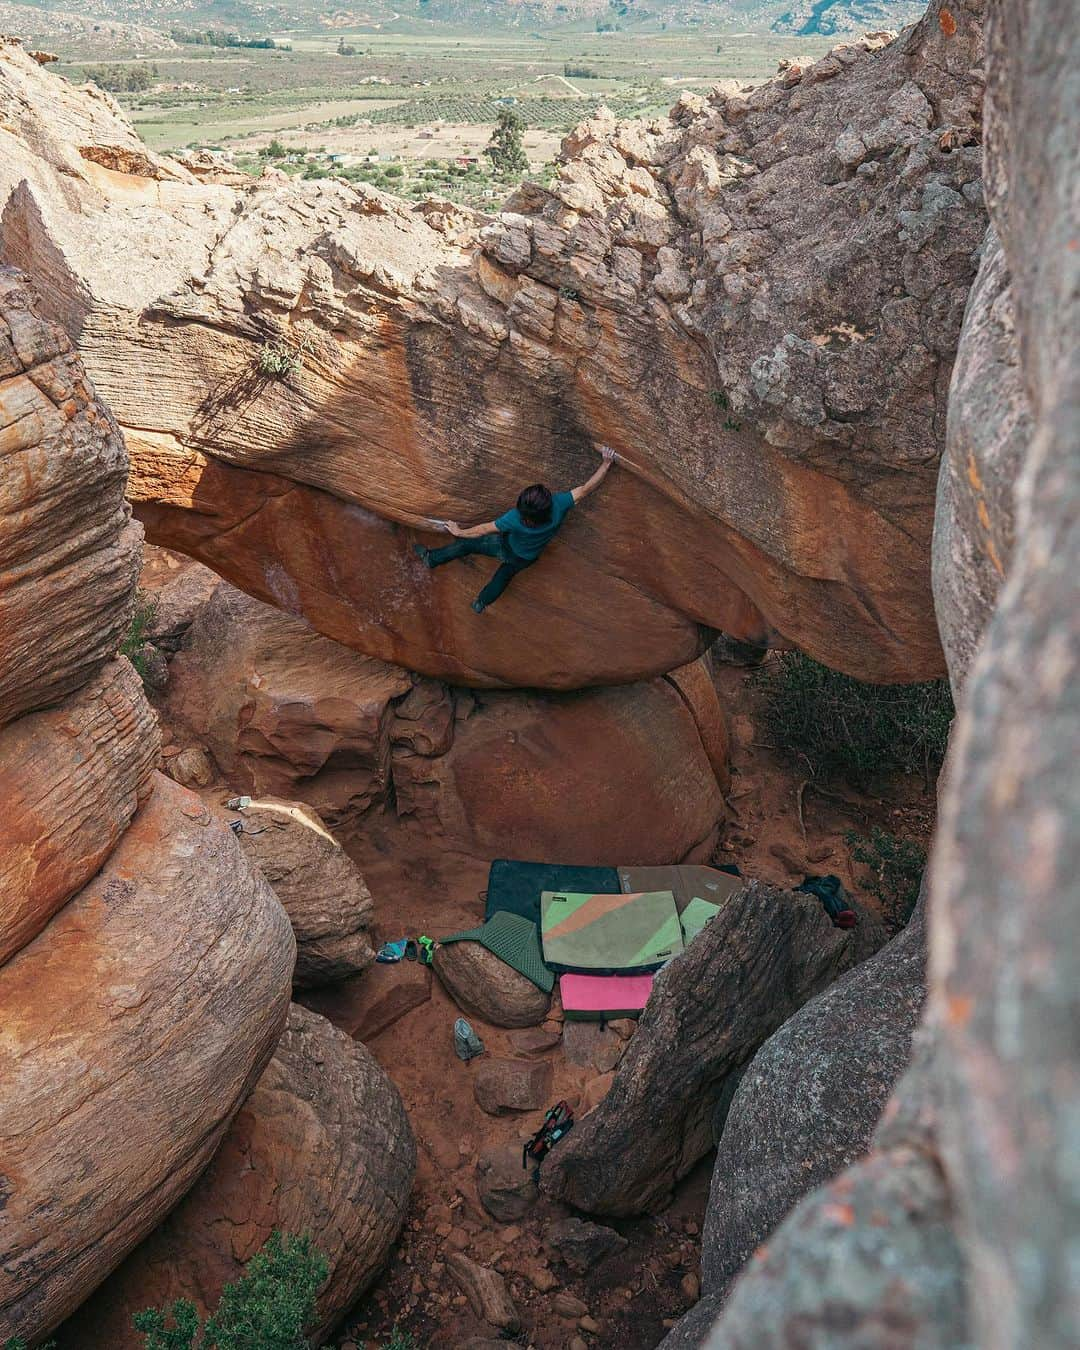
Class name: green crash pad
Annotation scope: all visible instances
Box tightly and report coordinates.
[540,889,683,974]
[680,896,721,945]
[441,910,555,993]
[618,865,745,916]
[485,859,621,926]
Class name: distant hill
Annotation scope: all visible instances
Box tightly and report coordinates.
[770,0,923,35]
[0,0,927,36]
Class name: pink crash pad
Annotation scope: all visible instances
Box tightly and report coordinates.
[560,972,654,1022]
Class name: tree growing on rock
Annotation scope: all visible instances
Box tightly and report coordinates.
[485,107,528,179]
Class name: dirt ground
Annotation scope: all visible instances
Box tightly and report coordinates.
[140,546,934,1349]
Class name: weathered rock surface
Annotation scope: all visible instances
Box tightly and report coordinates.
[60,1003,415,1347]
[703,1144,968,1349]
[166,582,411,825]
[474,1058,554,1116]
[300,962,433,1042]
[698,4,1080,1346]
[0,773,295,1340]
[0,657,158,965]
[0,263,140,726]
[700,897,926,1298]
[0,23,987,687]
[434,940,551,1028]
[932,228,1027,693]
[229,797,375,987]
[541,883,887,1215]
[924,1,1080,1340]
[476,1143,539,1223]
[545,1217,628,1273]
[446,1254,520,1333]
[167,581,727,858]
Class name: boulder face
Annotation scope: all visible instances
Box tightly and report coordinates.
[699,3,1080,1346]
[540,883,888,1216]
[0,773,295,1340]
[0,264,141,726]
[0,657,159,965]
[0,18,987,688]
[59,1003,416,1348]
[433,940,552,1028]
[699,898,927,1300]
[167,581,728,860]
[228,797,375,987]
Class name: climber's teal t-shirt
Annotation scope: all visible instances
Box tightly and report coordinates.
[495,490,575,562]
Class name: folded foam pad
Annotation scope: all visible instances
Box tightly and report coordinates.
[441,910,555,993]
[618,865,745,915]
[540,889,683,974]
[560,973,654,1021]
[680,896,721,945]
[485,859,621,926]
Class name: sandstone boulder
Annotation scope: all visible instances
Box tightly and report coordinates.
[446,1254,520,1333]
[60,1003,415,1347]
[541,883,887,1215]
[167,581,727,860]
[0,264,140,726]
[300,962,433,1042]
[0,28,988,687]
[0,657,158,965]
[699,897,926,1299]
[0,774,294,1340]
[702,1145,968,1349]
[166,583,411,825]
[476,1143,539,1223]
[545,1218,628,1273]
[474,1058,554,1116]
[434,940,551,1028]
[229,797,375,987]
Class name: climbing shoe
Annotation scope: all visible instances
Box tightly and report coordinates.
[471,599,486,614]
[454,1017,484,1062]
[413,544,432,567]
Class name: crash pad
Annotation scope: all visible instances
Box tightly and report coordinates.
[485,859,621,926]
[441,910,555,993]
[680,896,721,945]
[618,865,745,915]
[540,889,683,974]
[560,973,654,1021]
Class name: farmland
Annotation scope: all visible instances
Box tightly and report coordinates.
[46,24,839,206]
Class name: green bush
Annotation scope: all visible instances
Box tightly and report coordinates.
[754,652,953,786]
[133,1231,329,1350]
[848,827,926,929]
[120,590,158,685]
[5,1339,56,1349]
[256,335,312,380]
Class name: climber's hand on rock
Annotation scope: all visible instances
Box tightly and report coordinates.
[600,445,618,464]
[446,521,465,537]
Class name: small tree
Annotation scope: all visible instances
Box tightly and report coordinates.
[485,106,528,179]
[133,1231,329,1350]
[263,138,288,159]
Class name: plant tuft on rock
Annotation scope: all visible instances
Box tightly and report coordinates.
[120,589,158,686]
[133,1231,331,1350]
[256,336,312,380]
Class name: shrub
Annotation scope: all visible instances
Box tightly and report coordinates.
[848,827,926,929]
[120,590,158,685]
[754,652,953,787]
[262,139,288,158]
[256,335,312,380]
[133,1231,330,1350]
[5,1340,56,1349]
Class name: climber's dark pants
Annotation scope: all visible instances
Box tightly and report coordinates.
[427,533,534,607]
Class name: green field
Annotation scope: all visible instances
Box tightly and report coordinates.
[47,24,835,205]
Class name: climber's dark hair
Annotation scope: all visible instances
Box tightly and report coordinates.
[517,483,553,526]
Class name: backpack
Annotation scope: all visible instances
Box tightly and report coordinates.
[523,1101,574,1177]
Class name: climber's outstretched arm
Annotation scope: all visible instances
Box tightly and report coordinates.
[445,519,500,538]
[571,445,618,503]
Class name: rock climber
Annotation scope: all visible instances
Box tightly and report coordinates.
[414,445,618,613]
